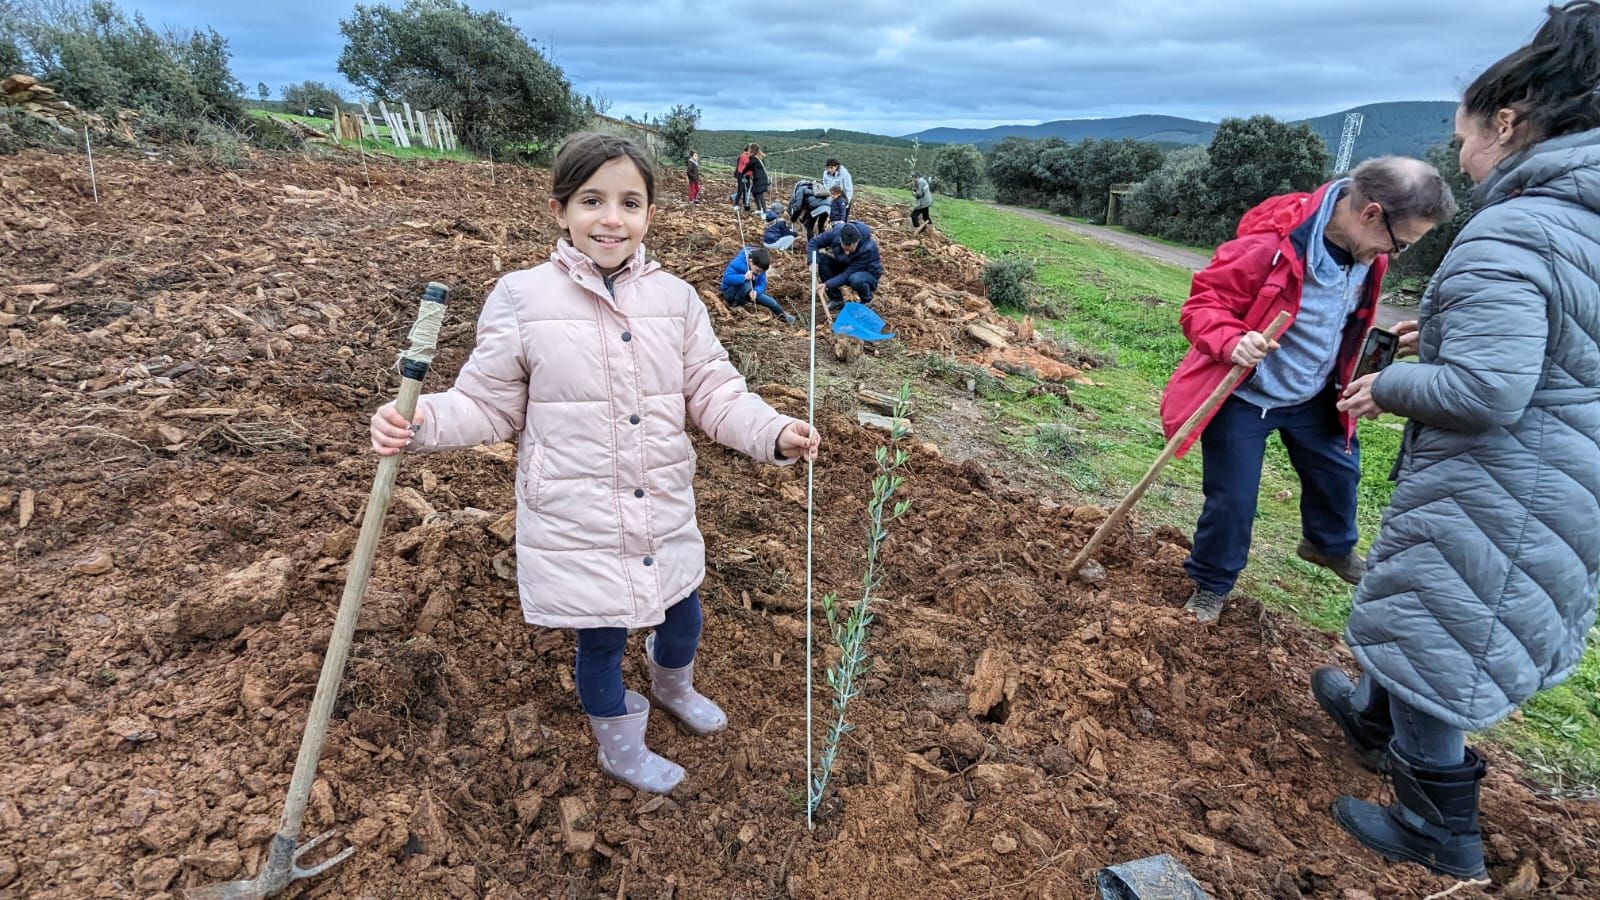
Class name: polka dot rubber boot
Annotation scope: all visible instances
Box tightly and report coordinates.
[587,690,684,794]
[644,633,728,736]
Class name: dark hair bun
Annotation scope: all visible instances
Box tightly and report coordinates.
[1463,1,1600,144]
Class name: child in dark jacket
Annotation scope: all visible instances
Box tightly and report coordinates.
[762,207,797,251]
[747,147,770,212]
[828,184,848,226]
[720,247,796,324]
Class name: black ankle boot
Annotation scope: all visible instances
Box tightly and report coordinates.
[1312,667,1392,772]
[1333,743,1488,880]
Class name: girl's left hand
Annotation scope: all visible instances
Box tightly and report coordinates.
[1337,373,1385,420]
[777,421,822,462]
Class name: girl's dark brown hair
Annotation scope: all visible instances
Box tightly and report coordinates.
[1464,1,1600,149]
[551,132,657,207]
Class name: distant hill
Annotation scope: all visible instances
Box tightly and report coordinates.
[723,127,917,148]
[913,114,1216,147]
[904,101,1458,160]
[1298,101,1458,161]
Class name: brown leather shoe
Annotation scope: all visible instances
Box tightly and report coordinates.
[1297,539,1367,585]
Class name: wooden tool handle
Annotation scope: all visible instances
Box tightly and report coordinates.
[275,282,450,840]
[1067,310,1292,575]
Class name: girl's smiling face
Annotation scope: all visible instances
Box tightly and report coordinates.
[550,157,655,274]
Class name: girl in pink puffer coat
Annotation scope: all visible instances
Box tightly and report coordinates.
[370,133,822,794]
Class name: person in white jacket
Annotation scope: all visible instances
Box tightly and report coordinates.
[821,158,853,220]
[911,174,933,231]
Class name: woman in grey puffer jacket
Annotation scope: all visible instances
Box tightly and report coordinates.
[1312,0,1600,880]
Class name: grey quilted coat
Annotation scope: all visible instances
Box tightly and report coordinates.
[1346,127,1600,732]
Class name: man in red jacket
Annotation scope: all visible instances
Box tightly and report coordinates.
[1160,157,1456,623]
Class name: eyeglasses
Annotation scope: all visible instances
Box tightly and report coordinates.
[1381,210,1412,255]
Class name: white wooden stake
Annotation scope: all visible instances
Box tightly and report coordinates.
[83,125,99,203]
[404,102,427,148]
[379,100,408,147]
[357,129,371,189]
[359,100,380,143]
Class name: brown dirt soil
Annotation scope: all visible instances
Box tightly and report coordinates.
[2,148,1597,899]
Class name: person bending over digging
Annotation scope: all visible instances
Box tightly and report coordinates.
[370,132,822,794]
[807,222,883,314]
[1158,155,1456,624]
[720,246,797,325]
[1315,1,1600,880]
[788,179,831,238]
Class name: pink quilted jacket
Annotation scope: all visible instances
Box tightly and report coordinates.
[413,240,799,629]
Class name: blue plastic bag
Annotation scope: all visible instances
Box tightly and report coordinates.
[832,302,894,342]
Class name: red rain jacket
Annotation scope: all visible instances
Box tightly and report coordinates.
[1159,182,1388,457]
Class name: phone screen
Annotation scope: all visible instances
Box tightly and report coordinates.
[1352,328,1398,380]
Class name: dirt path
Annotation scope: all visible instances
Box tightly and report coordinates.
[995,203,1213,271]
[993,203,1416,330]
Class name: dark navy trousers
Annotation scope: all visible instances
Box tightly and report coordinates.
[1185,388,1360,596]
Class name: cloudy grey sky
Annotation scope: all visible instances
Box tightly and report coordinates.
[125,0,1548,133]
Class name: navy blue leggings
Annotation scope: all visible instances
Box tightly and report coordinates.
[574,591,702,718]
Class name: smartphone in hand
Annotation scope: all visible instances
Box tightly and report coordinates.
[1352,327,1399,380]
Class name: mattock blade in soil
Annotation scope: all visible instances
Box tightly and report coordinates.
[184,831,354,900]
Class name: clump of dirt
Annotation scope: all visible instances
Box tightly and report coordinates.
[0,147,1595,899]
[339,636,470,747]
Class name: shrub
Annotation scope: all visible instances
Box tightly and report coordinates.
[139,110,250,168]
[982,256,1038,310]
[659,103,699,163]
[0,106,77,154]
[7,0,246,127]
[281,80,344,118]
[932,143,984,199]
[245,114,306,152]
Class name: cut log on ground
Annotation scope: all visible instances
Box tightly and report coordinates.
[965,322,1010,349]
[857,411,913,435]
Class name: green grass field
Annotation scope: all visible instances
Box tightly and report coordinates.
[903,188,1600,792]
